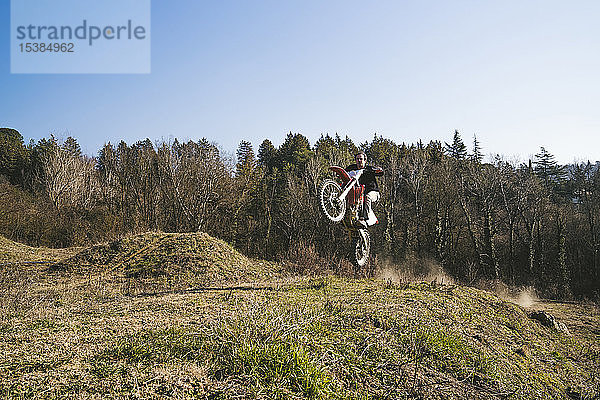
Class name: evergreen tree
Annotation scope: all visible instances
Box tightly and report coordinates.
[236,140,256,178]
[0,128,28,185]
[533,147,566,191]
[313,134,356,167]
[278,132,311,174]
[314,134,336,160]
[62,136,82,157]
[257,139,277,172]
[27,135,58,191]
[366,134,397,167]
[96,142,116,178]
[445,130,468,160]
[470,134,483,163]
[426,140,444,164]
[337,134,358,159]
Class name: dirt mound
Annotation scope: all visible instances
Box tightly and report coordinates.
[53,232,279,285]
[0,235,79,264]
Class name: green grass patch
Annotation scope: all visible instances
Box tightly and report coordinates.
[94,327,204,366]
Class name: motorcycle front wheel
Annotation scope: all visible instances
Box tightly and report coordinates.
[320,179,346,222]
[352,228,370,268]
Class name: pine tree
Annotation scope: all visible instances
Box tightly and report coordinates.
[470,134,483,163]
[0,128,28,185]
[533,147,566,190]
[236,140,256,178]
[445,130,467,160]
[426,140,444,164]
[257,139,277,172]
[367,134,397,166]
[278,132,311,175]
[62,136,82,157]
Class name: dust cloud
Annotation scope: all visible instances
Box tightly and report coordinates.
[512,288,539,308]
[489,282,539,308]
[474,279,540,308]
[375,254,455,286]
[374,256,539,308]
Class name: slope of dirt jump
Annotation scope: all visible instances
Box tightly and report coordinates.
[0,235,80,264]
[51,231,281,286]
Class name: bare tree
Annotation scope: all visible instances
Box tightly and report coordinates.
[42,143,98,212]
[157,139,232,233]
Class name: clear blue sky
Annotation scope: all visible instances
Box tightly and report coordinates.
[2,0,599,164]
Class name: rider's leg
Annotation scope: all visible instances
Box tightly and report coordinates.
[364,191,380,226]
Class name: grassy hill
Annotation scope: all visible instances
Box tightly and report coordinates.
[0,235,80,263]
[0,233,598,399]
[51,231,282,288]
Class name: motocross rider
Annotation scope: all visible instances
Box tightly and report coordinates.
[346,152,383,228]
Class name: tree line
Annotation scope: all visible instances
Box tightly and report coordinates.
[1,127,599,299]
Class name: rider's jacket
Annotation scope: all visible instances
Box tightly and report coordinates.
[345,164,383,194]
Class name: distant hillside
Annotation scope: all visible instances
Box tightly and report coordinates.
[0,232,598,399]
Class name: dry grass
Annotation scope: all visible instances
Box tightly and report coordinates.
[0,235,80,264]
[50,231,284,292]
[1,233,599,399]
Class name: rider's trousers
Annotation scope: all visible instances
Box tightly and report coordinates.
[364,191,380,226]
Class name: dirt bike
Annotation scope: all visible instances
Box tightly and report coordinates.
[319,166,379,269]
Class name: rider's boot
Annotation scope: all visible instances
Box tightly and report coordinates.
[365,210,378,226]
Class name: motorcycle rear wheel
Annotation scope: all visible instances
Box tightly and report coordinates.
[352,228,370,268]
[320,179,346,222]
